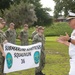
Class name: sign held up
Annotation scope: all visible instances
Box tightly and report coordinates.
[4,42,42,73]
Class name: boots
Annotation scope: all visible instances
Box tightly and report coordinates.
[35,72,41,75]
[35,71,45,75]
[40,71,45,75]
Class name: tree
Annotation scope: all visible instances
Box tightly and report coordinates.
[53,0,75,18]
[0,0,13,14]
[4,1,37,28]
[0,0,53,26]
[27,0,52,25]
[12,0,52,25]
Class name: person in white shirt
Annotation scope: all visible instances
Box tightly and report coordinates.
[57,12,75,75]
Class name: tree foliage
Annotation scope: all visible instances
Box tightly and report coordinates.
[53,0,75,18]
[4,1,37,28]
[32,0,52,25]
[0,0,53,27]
[12,0,52,25]
[0,0,13,13]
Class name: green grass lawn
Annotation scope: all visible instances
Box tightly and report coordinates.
[7,37,70,75]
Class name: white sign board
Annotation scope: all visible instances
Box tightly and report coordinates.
[4,42,42,73]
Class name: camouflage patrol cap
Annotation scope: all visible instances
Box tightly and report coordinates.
[24,24,28,27]
[0,17,3,22]
[0,17,3,21]
[0,17,6,25]
[10,22,15,26]
[35,25,38,28]
[38,26,45,30]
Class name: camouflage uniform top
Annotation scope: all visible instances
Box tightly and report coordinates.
[32,33,45,50]
[0,30,6,44]
[5,29,16,44]
[20,30,29,45]
[31,31,37,39]
[0,29,6,74]
[0,29,6,55]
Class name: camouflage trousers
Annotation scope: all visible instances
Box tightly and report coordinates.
[0,53,6,75]
[35,50,45,73]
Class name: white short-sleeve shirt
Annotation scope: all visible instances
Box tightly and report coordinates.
[69,30,75,58]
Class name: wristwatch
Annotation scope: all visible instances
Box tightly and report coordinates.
[68,38,71,42]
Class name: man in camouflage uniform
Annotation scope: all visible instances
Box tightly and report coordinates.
[5,23,16,44]
[32,26,45,75]
[31,25,38,39]
[0,18,7,75]
[19,24,29,45]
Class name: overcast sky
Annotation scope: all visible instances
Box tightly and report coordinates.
[40,0,55,16]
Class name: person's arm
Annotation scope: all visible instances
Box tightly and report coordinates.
[32,35,38,44]
[0,40,7,57]
[0,44,5,57]
[58,32,75,45]
[18,31,22,40]
[63,41,70,46]
[5,30,9,38]
[68,38,75,45]
[57,38,70,46]
[18,35,21,39]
